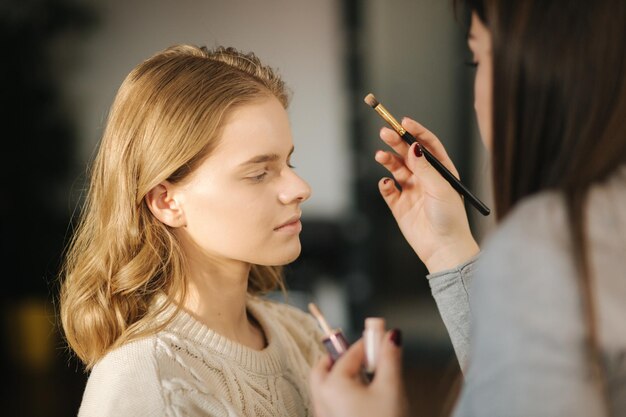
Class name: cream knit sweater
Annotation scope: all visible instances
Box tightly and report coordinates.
[78,296,326,417]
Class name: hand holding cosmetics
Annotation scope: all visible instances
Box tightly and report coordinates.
[308,303,386,381]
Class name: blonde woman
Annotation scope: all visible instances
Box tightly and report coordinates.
[60,44,325,417]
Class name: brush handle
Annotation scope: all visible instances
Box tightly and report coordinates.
[401,132,491,216]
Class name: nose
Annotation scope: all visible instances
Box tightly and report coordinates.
[278,169,311,204]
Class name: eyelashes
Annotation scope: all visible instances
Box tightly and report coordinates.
[250,172,268,182]
[248,163,296,183]
[465,60,478,68]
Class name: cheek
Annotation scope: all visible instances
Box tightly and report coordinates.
[186,192,271,245]
[474,65,493,149]
[180,188,301,265]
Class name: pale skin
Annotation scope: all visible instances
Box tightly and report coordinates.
[146,96,311,350]
[309,13,492,417]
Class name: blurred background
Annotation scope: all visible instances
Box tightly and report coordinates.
[1,0,495,415]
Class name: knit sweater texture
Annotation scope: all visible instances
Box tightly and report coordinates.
[78,296,325,417]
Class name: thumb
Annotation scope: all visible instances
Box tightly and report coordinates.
[371,329,403,389]
[332,339,366,378]
[310,353,332,387]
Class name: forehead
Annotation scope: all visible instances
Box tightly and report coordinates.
[211,96,293,163]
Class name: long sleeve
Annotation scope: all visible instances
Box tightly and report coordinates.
[427,255,479,372]
[78,338,168,417]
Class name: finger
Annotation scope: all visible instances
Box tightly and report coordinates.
[378,177,401,213]
[331,339,366,379]
[371,329,403,390]
[309,355,333,417]
[374,150,414,185]
[406,143,452,193]
[401,117,460,178]
[310,354,333,387]
[380,126,410,157]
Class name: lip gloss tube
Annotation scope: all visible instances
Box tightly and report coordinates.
[308,303,350,363]
[322,329,350,363]
[363,317,386,379]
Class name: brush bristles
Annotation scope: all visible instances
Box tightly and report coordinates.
[364,93,379,108]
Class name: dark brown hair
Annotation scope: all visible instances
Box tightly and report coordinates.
[453,0,626,412]
[489,0,626,403]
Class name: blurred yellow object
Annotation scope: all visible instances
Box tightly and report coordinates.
[4,298,56,373]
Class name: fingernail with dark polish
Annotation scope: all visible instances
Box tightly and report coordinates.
[390,329,402,346]
[414,145,423,158]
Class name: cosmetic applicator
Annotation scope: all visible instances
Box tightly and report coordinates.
[309,303,380,384]
[363,317,386,378]
[308,303,350,363]
[364,93,491,216]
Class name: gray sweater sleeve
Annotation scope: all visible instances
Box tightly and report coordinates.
[427,255,479,373]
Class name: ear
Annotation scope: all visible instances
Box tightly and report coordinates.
[144,182,186,228]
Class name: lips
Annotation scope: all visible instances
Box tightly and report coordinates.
[274,214,302,231]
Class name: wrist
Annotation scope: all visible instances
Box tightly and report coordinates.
[423,239,480,274]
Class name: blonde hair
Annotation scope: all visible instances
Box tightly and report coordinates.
[60,45,290,369]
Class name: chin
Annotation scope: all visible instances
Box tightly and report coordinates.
[259,242,302,266]
[278,247,302,265]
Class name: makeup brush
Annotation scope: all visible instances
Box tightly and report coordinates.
[364,93,490,216]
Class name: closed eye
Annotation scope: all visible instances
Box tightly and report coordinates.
[250,172,268,182]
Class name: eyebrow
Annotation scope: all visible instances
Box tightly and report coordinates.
[239,146,295,166]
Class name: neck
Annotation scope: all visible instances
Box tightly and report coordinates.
[181,248,265,350]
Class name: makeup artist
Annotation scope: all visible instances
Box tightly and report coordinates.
[309,0,626,416]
